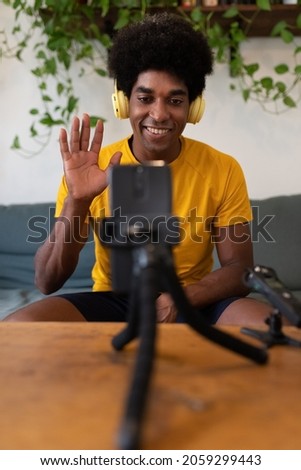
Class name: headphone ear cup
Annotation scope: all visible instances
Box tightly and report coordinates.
[187,96,205,124]
[112,89,129,119]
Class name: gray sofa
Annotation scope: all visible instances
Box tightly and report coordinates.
[1,194,301,320]
[0,203,94,320]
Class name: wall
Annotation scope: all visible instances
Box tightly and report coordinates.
[1,4,300,205]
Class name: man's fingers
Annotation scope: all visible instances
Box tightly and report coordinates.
[62,114,101,156]
[80,113,91,151]
[59,128,71,160]
[90,120,104,155]
[70,116,80,153]
[109,151,122,167]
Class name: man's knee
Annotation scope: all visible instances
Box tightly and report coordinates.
[2,297,86,322]
[217,298,271,326]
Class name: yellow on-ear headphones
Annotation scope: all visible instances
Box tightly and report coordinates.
[112,82,130,120]
[112,82,205,124]
[187,95,206,124]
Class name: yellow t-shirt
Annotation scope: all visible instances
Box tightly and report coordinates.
[55,136,252,291]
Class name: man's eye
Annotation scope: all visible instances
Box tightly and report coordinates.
[138,96,152,104]
[170,99,183,106]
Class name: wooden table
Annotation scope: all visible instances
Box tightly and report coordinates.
[0,322,301,450]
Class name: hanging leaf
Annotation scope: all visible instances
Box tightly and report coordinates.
[30,124,38,137]
[42,94,53,102]
[295,65,301,75]
[256,0,271,11]
[275,81,286,93]
[44,57,57,75]
[67,96,78,114]
[261,77,273,90]
[271,21,287,37]
[114,9,130,30]
[281,29,294,44]
[244,63,260,77]
[191,8,203,23]
[40,113,65,126]
[11,136,21,150]
[99,0,110,17]
[283,96,297,108]
[57,83,64,95]
[274,64,289,74]
[223,7,239,19]
[95,68,107,77]
[242,89,250,102]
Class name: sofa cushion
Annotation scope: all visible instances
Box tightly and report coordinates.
[0,203,55,255]
[251,194,301,291]
[0,203,94,289]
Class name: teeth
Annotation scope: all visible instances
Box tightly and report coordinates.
[146,127,169,135]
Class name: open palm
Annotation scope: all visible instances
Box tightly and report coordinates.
[59,114,121,202]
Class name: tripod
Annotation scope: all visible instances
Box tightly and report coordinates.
[106,240,268,450]
[242,310,301,348]
[242,266,301,348]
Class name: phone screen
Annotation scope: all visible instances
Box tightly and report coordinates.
[108,163,172,293]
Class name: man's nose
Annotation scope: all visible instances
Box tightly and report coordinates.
[149,100,170,122]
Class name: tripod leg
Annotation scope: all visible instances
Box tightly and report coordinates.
[112,277,140,350]
[117,263,158,450]
[158,248,267,365]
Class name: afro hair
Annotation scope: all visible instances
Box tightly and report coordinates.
[108,12,214,102]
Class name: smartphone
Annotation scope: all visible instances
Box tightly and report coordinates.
[108,162,172,293]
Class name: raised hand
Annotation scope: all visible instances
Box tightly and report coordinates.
[59,113,121,202]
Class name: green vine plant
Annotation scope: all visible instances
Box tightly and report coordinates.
[0,0,127,157]
[0,0,300,158]
[187,0,301,114]
[220,4,301,114]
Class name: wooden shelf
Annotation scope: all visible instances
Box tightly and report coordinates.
[100,4,301,38]
[40,5,301,38]
[199,5,301,37]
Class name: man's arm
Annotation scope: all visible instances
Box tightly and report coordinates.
[156,223,253,322]
[34,114,121,295]
[34,198,91,294]
[185,223,253,308]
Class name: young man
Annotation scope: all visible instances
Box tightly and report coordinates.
[4,13,271,324]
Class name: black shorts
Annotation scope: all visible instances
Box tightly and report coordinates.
[58,291,240,325]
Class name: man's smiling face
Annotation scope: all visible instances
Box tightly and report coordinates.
[129,70,190,164]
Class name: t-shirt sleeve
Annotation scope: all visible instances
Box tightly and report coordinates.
[214,159,252,227]
[54,176,69,218]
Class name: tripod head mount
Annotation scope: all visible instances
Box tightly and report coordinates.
[244,265,301,327]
